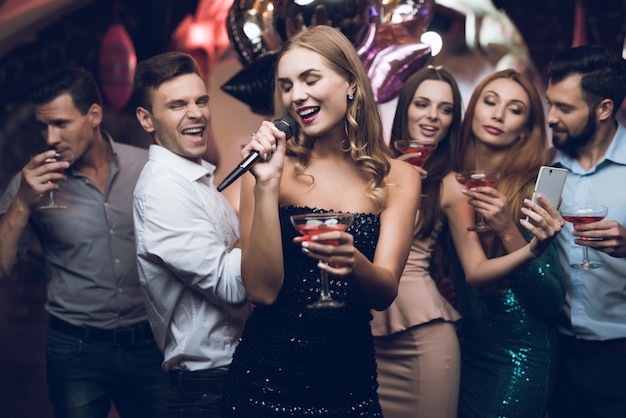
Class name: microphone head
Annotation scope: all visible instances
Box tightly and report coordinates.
[274,115,297,140]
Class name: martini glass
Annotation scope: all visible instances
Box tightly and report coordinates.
[456,170,501,232]
[39,150,74,210]
[560,204,608,270]
[290,212,355,309]
[393,140,437,167]
[394,140,437,199]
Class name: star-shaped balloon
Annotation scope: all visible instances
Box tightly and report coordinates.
[357,0,435,103]
[222,0,437,113]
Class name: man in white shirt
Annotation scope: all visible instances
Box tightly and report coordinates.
[132,51,249,417]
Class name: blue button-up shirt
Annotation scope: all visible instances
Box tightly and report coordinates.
[554,122,626,340]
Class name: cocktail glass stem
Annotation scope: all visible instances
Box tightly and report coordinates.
[319,266,332,301]
[574,244,601,270]
[307,263,345,309]
[40,187,67,210]
[469,212,491,232]
[581,247,591,269]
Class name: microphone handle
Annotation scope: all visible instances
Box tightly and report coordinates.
[216,150,260,192]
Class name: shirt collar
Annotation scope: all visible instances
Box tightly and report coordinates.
[69,131,119,177]
[148,144,215,182]
[554,122,626,173]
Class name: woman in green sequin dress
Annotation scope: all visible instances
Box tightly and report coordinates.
[222,26,421,417]
[374,67,566,418]
[452,69,567,418]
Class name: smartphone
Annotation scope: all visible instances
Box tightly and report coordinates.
[531,166,568,208]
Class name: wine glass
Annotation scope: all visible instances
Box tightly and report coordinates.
[455,170,501,232]
[393,140,437,168]
[290,212,355,309]
[560,204,608,270]
[39,150,74,210]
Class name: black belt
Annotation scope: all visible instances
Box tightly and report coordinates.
[48,315,154,346]
[168,368,228,391]
[560,334,626,354]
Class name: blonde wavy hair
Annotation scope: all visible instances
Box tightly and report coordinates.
[273,25,392,212]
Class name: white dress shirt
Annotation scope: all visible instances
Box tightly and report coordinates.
[133,145,249,371]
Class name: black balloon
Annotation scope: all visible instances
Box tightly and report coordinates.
[220,52,278,115]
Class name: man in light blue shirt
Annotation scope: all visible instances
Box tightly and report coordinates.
[546,45,626,418]
[132,51,249,418]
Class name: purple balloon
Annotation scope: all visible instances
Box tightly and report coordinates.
[223,0,436,113]
[357,0,435,102]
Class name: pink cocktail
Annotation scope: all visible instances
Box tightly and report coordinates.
[393,140,437,167]
[290,212,354,308]
[561,204,608,270]
[455,170,501,232]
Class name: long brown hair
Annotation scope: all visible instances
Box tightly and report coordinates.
[390,66,463,238]
[273,25,392,212]
[456,69,548,259]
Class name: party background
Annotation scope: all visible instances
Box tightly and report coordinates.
[0,1,624,417]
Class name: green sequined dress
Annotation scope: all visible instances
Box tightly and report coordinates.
[223,206,383,417]
[453,238,565,418]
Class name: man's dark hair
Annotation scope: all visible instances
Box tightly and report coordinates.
[30,66,102,115]
[548,45,626,116]
[133,51,200,112]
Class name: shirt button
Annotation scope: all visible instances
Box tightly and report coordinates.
[114,259,120,264]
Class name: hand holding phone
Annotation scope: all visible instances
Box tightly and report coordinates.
[526,166,568,221]
[531,166,568,208]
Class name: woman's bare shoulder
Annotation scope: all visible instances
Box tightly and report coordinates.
[387,158,420,185]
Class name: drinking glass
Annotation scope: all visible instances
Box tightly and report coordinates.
[39,150,74,210]
[455,170,501,232]
[560,204,608,270]
[393,140,437,168]
[290,212,355,309]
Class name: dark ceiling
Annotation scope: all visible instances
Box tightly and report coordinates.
[495,0,625,75]
[0,0,624,115]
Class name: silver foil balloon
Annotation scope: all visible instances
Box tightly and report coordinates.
[224,0,436,112]
[227,0,375,67]
[227,0,284,65]
[274,0,374,46]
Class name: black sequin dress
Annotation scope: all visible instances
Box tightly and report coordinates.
[453,235,566,418]
[223,206,383,417]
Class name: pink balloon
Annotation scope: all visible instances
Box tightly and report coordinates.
[98,24,136,111]
[357,0,435,103]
